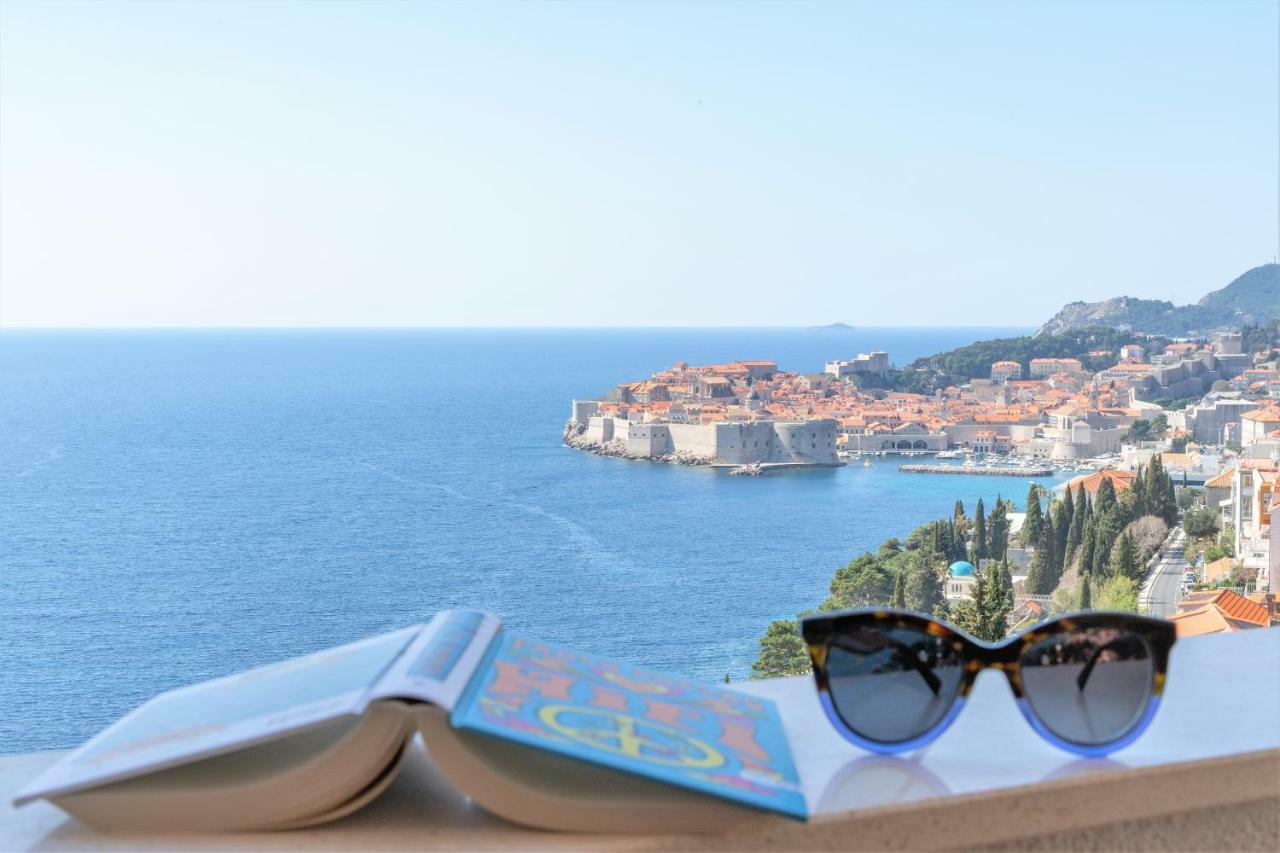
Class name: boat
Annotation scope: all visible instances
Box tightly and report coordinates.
[863,458,873,467]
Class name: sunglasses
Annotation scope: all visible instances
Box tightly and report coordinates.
[801,609,1176,757]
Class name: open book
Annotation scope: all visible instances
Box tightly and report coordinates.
[13,611,806,832]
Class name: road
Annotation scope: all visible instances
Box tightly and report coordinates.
[1143,528,1187,618]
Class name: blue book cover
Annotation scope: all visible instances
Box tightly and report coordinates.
[450,632,807,819]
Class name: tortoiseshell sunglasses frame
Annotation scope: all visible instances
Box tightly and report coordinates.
[801,608,1176,757]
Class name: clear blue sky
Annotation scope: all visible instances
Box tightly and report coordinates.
[1,0,1276,328]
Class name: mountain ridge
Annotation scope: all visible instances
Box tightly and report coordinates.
[1036,263,1279,336]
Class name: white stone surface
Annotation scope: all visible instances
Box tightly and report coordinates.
[1,630,1277,850]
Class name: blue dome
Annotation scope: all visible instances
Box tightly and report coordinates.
[949,561,975,577]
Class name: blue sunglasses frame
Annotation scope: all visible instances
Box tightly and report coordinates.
[801,608,1175,757]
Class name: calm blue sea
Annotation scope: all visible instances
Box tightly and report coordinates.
[0,327,1065,754]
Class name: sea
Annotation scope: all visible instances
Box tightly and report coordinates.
[0,327,1069,754]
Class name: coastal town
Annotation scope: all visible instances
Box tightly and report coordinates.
[567,329,1280,641]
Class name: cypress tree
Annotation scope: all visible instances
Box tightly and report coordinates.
[1111,532,1141,581]
[1066,487,1085,566]
[988,498,1010,562]
[1077,571,1092,609]
[1041,511,1060,591]
[891,569,906,608]
[973,499,988,562]
[1062,486,1075,537]
[1022,485,1042,547]
[1095,476,1118,518]
[980,561,1012,641]
[904,560,943,614]
[1131,462,1148,516]
[1052,497,1071,575]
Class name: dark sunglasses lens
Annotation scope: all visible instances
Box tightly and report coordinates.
[826,625,964,745]
[1019,627,1154,747]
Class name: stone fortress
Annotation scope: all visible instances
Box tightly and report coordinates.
[564,358,842,468]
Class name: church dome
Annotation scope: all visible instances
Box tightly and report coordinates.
[948,561,975,577]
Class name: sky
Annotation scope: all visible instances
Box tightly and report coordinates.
[0,0,1277,328]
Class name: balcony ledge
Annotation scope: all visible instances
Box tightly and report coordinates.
[1,630,1277,851]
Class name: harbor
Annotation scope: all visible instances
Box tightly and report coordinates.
[899,463,1055,477]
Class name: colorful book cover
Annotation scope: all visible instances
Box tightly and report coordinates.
[450,632,807,819]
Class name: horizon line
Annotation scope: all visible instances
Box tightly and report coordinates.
[0,323,1037,332]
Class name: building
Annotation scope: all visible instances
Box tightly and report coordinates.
[1225,462,1276,591]
[1240,405,1280,446]
[1214,331,1244,355]
[990,361,1022,383]
[1172,396,1260,446]
[1054,469,1137,501]
[1119,344,1145,361]
[944,561,977,602]
[1169,589,1271,637]
[575,415,842,467]
[824,352,889,381]
[1028,358,1084,378]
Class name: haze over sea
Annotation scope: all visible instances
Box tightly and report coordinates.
[0,327,1069,753]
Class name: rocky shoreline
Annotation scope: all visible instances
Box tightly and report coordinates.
[561,421,712,466]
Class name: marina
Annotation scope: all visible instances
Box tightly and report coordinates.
[899,463,1055,477]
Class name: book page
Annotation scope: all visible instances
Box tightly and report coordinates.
[14,627,421,805]
[370,610,501,710]
[450,633,807,819]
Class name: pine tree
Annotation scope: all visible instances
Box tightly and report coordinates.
[1022,485,1043,547]
[1077,571,1092,609]
[973,498,988,562]
[890,569,906,608]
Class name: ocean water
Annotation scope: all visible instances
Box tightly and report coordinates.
[0,327,1065,754]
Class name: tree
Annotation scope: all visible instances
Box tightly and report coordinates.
[1145,455,1177,525]
[1077,571,1092,609]
[972,498,988,562]
[890,568,906,608]
[1051,497,1071,575]
[1095,477,1118,518]
[1183,506,1219,538]
[1110,532,1141,581]
[1066,484,1086,564]
[1025,524,1056,595]
[988,498,1010,562]
[1096,576,1139,612]
[949,598,983,636]
[751,619,810,678]
[1131,463,1148,516]
[904,557,944,614]
[979,561,1012,641]
[822,553,893,611]
[1022,486,1043,547]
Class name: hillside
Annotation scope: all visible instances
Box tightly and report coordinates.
[891,327,1156,392]
[1036,263,1279,336]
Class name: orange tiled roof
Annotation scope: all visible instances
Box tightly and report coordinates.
[1169,605,1239,637]
[1205,589,1270,627]
[1205,468,1236,488]
[1065,468,1137,494]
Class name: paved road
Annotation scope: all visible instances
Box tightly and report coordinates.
[1144,528,1187,618]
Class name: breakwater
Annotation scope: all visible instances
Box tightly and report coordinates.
[899,463,1055,477]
